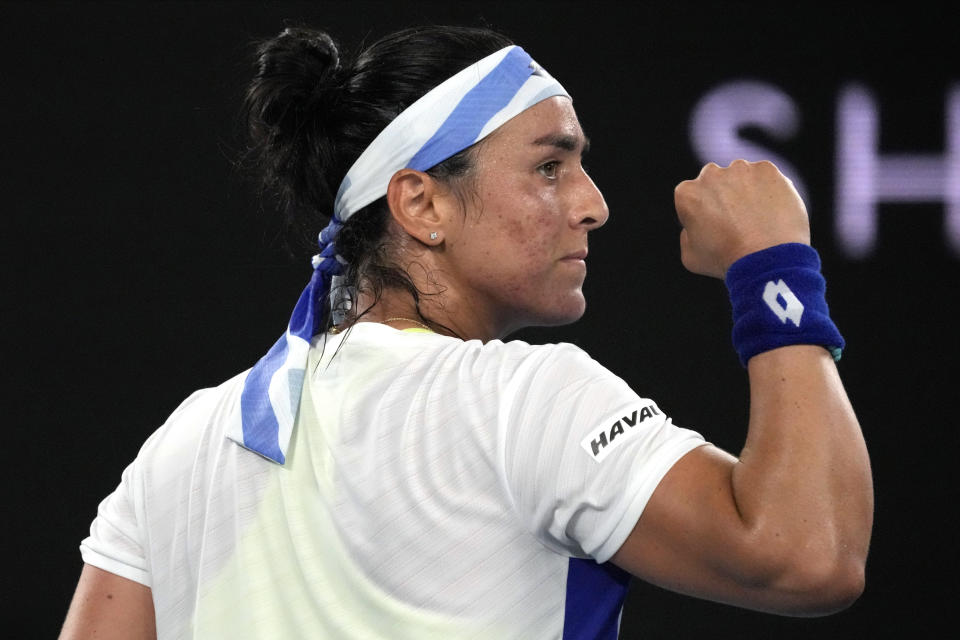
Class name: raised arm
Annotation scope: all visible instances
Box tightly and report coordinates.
[611,160,873,616]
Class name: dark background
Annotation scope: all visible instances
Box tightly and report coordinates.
[3,1,956,637]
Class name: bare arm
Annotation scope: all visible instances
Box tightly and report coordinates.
[611,160,873,616]
[60,564,156,640]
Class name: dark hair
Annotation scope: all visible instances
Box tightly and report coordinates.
[243,25,513,328]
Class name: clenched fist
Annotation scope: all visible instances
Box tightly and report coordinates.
[674,160,810,278]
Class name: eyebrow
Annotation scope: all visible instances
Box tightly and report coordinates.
[532,132,591,154]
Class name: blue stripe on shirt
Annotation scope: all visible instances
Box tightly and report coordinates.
[562,558,632,640]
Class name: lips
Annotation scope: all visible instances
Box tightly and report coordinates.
[562,249,588,260]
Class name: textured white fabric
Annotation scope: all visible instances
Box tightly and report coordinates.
[80,324,705,639]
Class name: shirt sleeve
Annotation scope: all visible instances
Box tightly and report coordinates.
[80,457,151,586]
[500,343,706,564]
[77,384,221,588]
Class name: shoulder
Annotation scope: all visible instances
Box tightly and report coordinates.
[333,324,612,388]
[447,339,637,424]
[486,339,632,397]
[131,370,250,483]
[451,337,611,382]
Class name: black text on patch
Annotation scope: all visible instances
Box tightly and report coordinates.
[581,404,663,463]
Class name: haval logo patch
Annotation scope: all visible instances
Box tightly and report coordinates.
[581,404,664,463]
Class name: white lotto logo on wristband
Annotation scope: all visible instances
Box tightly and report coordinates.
[763,279,804,327]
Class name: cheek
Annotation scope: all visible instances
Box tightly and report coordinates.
[496,221,565,303]
[515,206,564,265]
[470,179,565,283]
[491,188,560,250]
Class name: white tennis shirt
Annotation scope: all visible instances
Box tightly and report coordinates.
[81,323,705,639]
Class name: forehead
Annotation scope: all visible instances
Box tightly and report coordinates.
[483,96,585,150]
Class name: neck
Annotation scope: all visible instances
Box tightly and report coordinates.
[343,232,522,341]
[349,285,509,342]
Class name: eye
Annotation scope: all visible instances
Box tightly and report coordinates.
[538,161,560,179]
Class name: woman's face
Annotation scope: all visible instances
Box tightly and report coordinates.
[438,96,609,338]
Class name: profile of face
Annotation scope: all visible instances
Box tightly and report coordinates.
[436,96,609,338]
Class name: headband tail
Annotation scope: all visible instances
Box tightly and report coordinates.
[230,263,329,463]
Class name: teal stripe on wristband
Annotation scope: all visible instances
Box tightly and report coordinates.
[725,243,844,366]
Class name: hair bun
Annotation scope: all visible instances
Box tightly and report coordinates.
[250,27,342,131]
[279,27,340,85]
[241,24,513,255]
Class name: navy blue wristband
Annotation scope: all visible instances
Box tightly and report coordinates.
[725,243,844,367]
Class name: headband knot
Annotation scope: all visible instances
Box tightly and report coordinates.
[318,217,342,246]
[311,217,345,275]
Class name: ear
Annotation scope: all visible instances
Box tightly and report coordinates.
[386,169,453,246]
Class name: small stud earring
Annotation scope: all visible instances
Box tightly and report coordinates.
[429,232,439,241]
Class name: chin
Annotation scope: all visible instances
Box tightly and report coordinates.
[527,293,587,328]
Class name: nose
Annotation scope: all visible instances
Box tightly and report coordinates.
[569,168,610,230]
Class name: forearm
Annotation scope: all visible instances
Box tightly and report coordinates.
[615,160,873,615]
[731,344,873,609]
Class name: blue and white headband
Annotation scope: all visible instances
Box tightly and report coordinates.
[227,45,569,463]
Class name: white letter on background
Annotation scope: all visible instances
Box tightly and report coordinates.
[836,84,960,258]
[690,80,808,204]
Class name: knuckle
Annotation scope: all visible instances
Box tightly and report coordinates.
[756,159,781,176]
